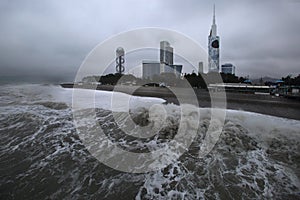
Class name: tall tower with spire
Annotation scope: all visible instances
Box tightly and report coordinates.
[208,5,220,72]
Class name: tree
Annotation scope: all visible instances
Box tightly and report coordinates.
[282,74,300,86]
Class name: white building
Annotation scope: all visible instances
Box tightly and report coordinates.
[142,61,160,80]
[198,62,204,74]
[208,5,220,72]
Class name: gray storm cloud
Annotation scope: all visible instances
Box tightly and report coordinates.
[0,0,299,82]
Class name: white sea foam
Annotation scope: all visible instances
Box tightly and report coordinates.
[0,84,166,111]
[1,84,300,199]
[225,109,300,144]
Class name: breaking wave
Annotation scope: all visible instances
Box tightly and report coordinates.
[0,84,299,199]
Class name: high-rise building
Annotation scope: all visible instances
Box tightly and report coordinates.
[160,41,173,73]
[208,5,220,72]
[221,63,235,75]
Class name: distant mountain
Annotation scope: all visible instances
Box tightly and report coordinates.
[251,76,278,84]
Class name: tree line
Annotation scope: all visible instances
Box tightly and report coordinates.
[81,73,300,88]
[281,74,300,86]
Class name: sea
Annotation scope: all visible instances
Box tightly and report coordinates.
[0,84,300,199]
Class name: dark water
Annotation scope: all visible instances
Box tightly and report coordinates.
[0,84,300,199]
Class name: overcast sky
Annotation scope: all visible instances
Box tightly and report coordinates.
[0,0,299,82]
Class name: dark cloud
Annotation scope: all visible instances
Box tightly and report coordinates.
[0,0,299,82]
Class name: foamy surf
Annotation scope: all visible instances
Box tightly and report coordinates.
[0,84,299,199]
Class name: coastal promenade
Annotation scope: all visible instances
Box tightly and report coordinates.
[61,83,300,120]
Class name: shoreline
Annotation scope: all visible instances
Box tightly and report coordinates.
[61,83,300,120]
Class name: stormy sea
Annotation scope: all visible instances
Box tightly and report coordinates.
[1,84,300,200]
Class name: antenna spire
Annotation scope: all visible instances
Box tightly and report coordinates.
[213,4,216,25]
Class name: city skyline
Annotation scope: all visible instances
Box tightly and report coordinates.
[0,0,299,82]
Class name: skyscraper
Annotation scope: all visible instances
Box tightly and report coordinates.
[208,5,220,72]
[160,41,173,73]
